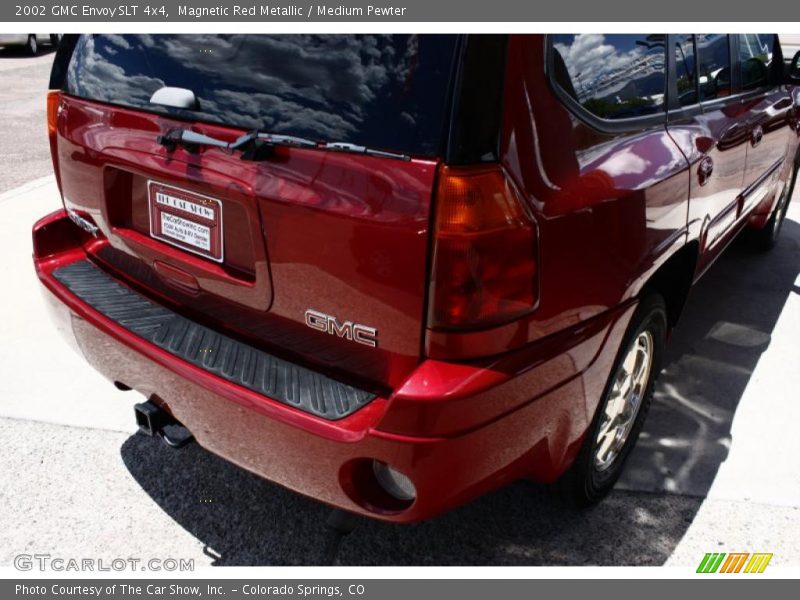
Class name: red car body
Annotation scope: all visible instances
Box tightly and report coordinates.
[33,34,799,522]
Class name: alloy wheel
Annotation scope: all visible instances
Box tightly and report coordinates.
[594,330,654,472]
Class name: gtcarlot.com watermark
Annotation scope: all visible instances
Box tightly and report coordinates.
[14,554,194,572]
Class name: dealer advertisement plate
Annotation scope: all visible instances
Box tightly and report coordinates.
[147,180,224,263]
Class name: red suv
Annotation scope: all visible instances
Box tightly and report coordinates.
[34,34,799,521]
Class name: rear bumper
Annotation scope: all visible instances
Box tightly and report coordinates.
[33,209,634,522]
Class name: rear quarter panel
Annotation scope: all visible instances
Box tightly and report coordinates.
[499,35,690,338]
[496,34,691,415]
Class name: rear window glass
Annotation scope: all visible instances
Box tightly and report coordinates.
[697,34,731,101]
[738,33,776,90]
[65,34,459,156]
[551,34,666,120]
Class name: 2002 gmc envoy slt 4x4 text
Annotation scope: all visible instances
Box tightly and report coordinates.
[33,34,800,520]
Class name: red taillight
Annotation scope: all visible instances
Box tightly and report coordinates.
[46,90,62,194]
[428,165,538,329]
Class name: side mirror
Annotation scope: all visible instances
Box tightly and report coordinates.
[786,50,800,84]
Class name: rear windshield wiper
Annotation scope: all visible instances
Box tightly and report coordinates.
[157,128,316,160]
[158,128,410,161]
[321,142,410,161]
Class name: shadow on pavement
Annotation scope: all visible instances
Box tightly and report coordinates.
[0,46,57,59]
[120,215,799,565]
[621,217,800,496]
[120,432,700,565]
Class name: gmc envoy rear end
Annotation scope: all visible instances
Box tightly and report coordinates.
[34,34,799,520]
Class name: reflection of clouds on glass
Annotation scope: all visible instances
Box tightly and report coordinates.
[555,34,645,89]
[66,34,455,155]
[555,34,664,114]
[104,34,131,50]
[155,34,394,111]
[696,34,724,51]
[198,90,358,140]
[400,112,417,126]
[67,36,164,107]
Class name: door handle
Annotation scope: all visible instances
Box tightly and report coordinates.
[698,155,714,186]
[751,124,764,147]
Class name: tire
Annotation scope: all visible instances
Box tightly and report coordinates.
[749,160,796,252]
[26,35,37,55]
[50,34,62,47]
[557,294,667,507]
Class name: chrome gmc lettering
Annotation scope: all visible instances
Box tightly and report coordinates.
[304,309,378,348]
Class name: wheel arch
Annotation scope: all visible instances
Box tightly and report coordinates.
[640,240,700,331]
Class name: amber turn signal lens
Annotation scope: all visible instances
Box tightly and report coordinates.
[434,166,531,234]
[46,90,64,195]
[47,90,60,140]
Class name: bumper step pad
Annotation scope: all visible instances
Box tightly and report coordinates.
[52,260,376,420]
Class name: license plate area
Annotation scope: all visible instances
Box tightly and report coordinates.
[148,180,224,263]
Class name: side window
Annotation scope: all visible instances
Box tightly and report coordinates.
[674,34,697,107]
[697,35,731,101]
[738,33,776,90]
[551,34,666,120]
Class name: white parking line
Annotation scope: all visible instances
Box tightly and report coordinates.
[0,174,54,204]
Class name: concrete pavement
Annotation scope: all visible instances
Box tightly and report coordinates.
[0,47,59,194]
